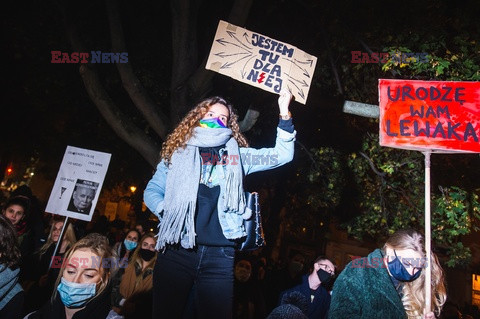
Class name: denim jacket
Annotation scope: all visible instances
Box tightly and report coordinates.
[143,127,296,241]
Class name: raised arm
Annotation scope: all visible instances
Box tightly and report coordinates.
[241,89,296,175]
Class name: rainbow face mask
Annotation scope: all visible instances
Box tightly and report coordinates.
[199,118,227,129]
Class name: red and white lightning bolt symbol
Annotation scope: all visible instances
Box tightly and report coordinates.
[258,72,266,84]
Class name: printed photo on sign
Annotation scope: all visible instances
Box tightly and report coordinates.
[46,146,111,222]
[67,179,99,215]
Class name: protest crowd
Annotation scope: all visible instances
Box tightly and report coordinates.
[1,91,478,319]
[1,187,478,319]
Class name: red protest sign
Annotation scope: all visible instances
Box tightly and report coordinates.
[379,79,480,153]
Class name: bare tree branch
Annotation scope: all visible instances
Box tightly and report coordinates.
[187,0,254,101]
[320,26,344,95]
[296,140,320,171]
[78,64,160,166]
[239,108,260,132]
[63,4,160,166]
[106,0,169,140]
[169,0,202,120]
[169,0,255,122]
[359,152,386,177]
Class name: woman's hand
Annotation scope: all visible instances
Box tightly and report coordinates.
[278,88,293,116]
[423,311,435,319]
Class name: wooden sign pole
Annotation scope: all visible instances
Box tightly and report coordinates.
[48,216,69,270]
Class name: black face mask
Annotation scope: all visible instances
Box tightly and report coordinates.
[139,248,155,261]
[316,269,332,285]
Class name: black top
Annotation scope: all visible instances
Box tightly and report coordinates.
[280,275,331,319]
[195,183,234,247]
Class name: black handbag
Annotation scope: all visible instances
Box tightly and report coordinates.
[239,192,266,251]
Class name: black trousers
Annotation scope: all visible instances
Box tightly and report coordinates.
[152,245,235,319]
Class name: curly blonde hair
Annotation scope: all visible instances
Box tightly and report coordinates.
[383,229,447,319]
[160,96,249,164]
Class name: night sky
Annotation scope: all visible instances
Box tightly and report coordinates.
[2,0,479,201]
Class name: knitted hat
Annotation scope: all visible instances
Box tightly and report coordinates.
[267,291,309,319]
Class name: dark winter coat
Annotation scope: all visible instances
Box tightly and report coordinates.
[280,275,331,319]
[327,249,406,319]
[25,282,112,319]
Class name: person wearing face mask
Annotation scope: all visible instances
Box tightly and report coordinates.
[22,218,77,314]
[25,233,117,319]
[278,256,335,319]
[144,89,295,318]
[112,229,140,262]
[328,229,447,319]
[108,233,157,319]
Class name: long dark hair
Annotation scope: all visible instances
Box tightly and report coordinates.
[119,229,141,258]
[2,195,31,217]
[0,214,21,268]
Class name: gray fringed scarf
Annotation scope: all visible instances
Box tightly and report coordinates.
[156,126,246,249]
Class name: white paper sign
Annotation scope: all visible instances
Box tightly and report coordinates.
[206,20,317,105]
[45,146,112,222]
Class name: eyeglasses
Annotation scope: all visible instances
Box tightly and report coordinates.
[318,263,335,275]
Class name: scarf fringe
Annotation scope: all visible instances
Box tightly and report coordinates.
[156,201,196,250]
[223,166,246,214]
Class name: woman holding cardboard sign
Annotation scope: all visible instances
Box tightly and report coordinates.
[144,89,295,318]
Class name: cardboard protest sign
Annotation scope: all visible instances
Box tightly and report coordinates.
[46,146,111,222]
[206,20,317,104]
[379,79,480,153]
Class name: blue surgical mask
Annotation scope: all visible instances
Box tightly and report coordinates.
[387,250,422,282]
[124,239,137,251]
[57,277,96,308]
